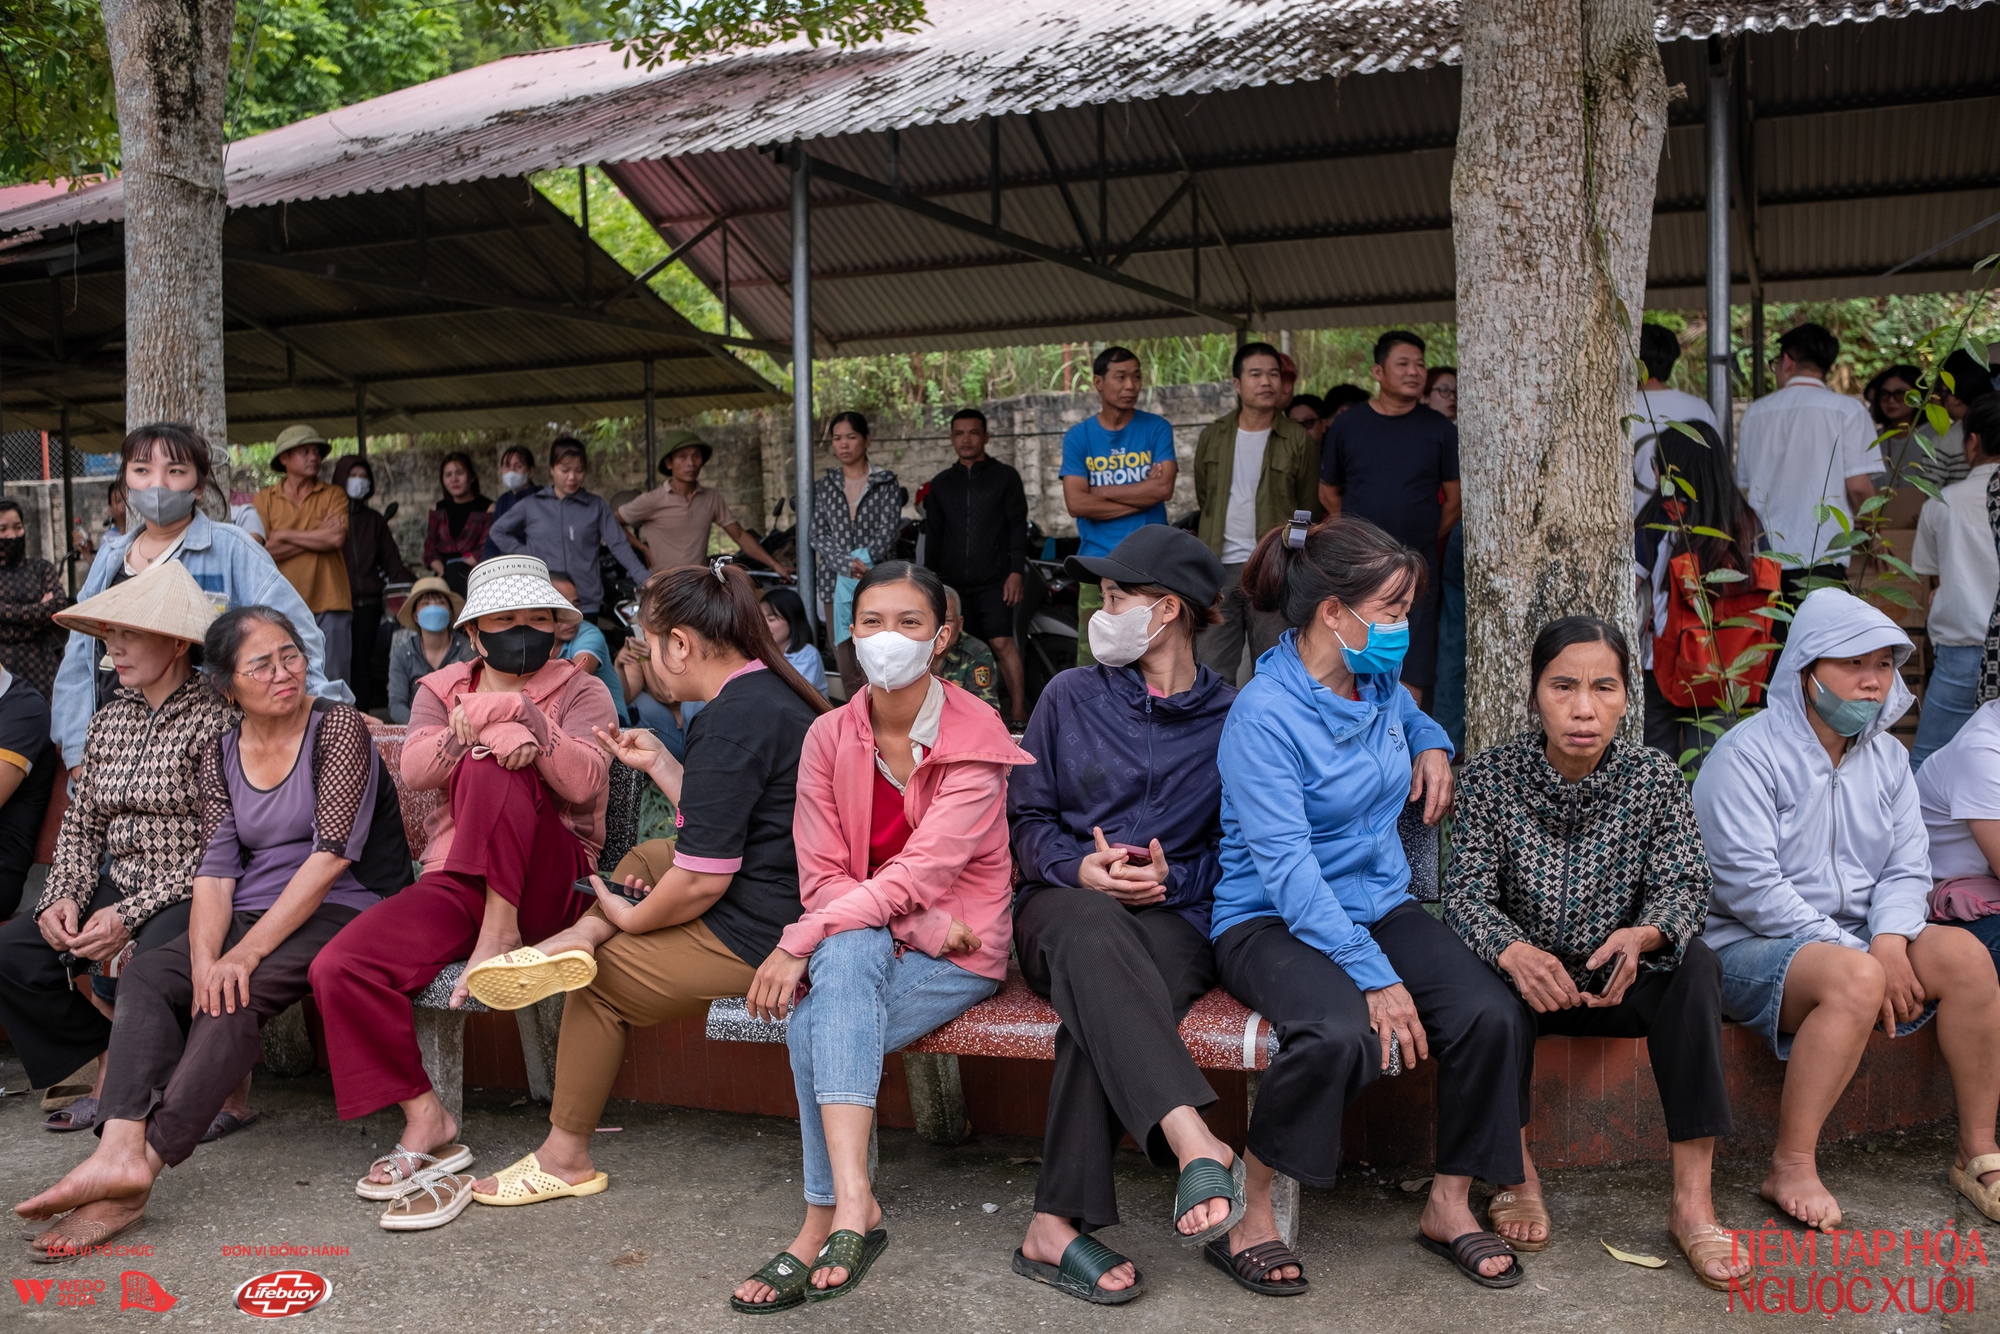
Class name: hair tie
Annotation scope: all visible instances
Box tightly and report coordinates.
[710,557,730,583]
[1284,510,1311,550]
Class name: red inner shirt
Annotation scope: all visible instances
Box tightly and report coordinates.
[868,766,914,874]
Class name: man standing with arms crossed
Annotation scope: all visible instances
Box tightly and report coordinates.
[256,424,353,692]
[1061,347,1177,664]
[922,409,1029,724]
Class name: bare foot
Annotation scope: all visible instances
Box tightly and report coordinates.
[1020,1213,1137,1294]
[364,1103,459,1188]
[531,926,600,960]
[17,1152,154,1223]
[1490,1187,1549,1247]
[810,1195,885,1290]
[1174,1140,1237,1237]
[30,1194,150,1255]
[221,1072,254,1120]
[1761,1155,1841,1233]
[735,1206,835,1307]
[1420,1196,1512,1279]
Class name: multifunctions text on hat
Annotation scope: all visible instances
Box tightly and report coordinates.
[1065,524,1225,611]
[455,555,582,628]
[658,428,714,471]
[269,423,332,472]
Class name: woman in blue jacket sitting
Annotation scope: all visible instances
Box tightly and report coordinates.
[1007,525,1255,1304]
[1212,514,1532,1290]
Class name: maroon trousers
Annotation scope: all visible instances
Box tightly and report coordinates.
[309,756,593,1120]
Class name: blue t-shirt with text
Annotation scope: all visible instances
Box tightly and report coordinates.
[1060,411,1174,557]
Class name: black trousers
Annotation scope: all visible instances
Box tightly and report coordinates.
[99,903,358,1167]
[0,879,191,1088]
[1215,902,1531,1189]
[350,600,384,709]
[1015,886,1219,1230]
[1517,937,1733,1144]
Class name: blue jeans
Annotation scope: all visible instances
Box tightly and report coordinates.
[787,927,997,1206]
[1912,644,1981,770]
[1963,914,2000,978]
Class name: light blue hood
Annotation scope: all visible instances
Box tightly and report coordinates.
[1693,588,1931,951]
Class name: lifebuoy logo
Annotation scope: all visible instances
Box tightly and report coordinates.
[233,1271,332,1318]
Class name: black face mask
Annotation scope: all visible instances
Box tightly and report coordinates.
[478,623,556,676]
[0,536,22,567]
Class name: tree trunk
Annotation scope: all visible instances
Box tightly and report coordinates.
[102,0,235,444]
[1452,0,1667,753]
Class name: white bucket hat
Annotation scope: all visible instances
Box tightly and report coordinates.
[54,560,219,645]
[455,554,581,628]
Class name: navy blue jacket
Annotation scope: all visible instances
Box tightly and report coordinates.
[1008,662,1237,935]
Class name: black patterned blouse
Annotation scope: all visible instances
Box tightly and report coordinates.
[1442,733,1711,991]
[0,555,67,699]
[809,466,904,609]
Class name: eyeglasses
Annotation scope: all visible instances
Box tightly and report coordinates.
[236,648,306,683]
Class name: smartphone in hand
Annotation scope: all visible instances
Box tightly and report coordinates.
[1109,842,1152,866]
[574,875,646,906]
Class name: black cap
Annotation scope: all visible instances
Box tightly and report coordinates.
[1941,349,1995,403]
[1064,524,1225,610]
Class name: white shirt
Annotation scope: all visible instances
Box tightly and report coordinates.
[1735,377,1879,568]
[1221,428,1270,564]
[1630,387,1720,516]
[1910,461,1999,647]
[1918,699,2000,880]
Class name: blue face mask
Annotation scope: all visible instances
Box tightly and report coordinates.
[416,603,452,634]
[1809,673,1882,738]
[1338,604,1411,676]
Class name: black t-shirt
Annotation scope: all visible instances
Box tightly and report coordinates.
[680,666,818,965]
[1319,402,1460,556]
[0,673,57,919]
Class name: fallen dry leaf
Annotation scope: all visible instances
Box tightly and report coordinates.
[1399,1177,1432,1193]
[610,1250,648,1266]
[1005,1157,1042,1166]
[1601,1241,1667,1268]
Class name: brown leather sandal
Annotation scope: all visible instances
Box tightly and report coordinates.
[1486,1189,1552,1252]
[1674,1223,1745,1291]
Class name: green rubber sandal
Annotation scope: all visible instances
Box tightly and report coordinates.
[806,1228,889,1302]
[727,1250,812,1314]
[1172,1156,1246,1249]
[1012,1234,1145,1305]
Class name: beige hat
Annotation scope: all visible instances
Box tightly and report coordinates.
[455,555,581,628]
[270,423,330,472]
[397,576,465,632]
[55,560,219,645]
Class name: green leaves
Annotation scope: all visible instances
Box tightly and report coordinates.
[0,0,117,183]
[587,0,929,66]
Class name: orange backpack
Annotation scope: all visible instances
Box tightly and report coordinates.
[1653,550,1783,708]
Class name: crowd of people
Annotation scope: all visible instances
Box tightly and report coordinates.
[3,327,2000,1310]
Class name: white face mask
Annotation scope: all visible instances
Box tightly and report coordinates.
[1087,597,1163,668]
[853,626,942,691]
[501,470,527,492]
[345,475,371,500]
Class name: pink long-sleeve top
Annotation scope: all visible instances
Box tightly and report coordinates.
[783,679,1033,981]
[403,655,617,869]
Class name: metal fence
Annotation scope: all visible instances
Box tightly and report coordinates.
[0,429,118,486]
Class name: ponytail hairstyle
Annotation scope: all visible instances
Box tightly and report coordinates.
[1243,514,1426,628]
[640,561,831,714]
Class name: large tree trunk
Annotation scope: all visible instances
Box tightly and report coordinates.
[1452,0,1667,753]
[102,0,234,444]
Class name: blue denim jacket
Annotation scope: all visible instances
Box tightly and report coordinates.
[52,511,352,768]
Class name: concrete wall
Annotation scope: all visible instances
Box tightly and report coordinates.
[6,476,116,582]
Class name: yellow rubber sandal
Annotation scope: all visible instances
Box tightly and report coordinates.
[1950,1153,2000,1223]
[462,947,598,1011]
[471,1152,608,1206]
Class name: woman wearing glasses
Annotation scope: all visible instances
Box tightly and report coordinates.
[16,604,411,1257]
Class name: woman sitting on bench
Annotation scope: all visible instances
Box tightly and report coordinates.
[458,561,826,1211]
[1211,514,1532,1291]
[308,555,616,1228]
[731,561,1030,1311]
[1004,524,1249,1305]
[1443,616,1743,1289]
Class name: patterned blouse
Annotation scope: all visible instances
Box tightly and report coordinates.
[423,501,494,569]
[38,675,238,931]
[809,466,904,608]
[1442,733,1711,991]
[0,556,67,699]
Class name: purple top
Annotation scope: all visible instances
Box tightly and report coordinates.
[196,704,384,914]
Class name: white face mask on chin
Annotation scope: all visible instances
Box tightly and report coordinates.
[1086,598,1162,667]
[853,626,941,691]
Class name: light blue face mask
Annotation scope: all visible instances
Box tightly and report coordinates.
[1809,673,1882,737]
[1338,604,1411,676]
[415,603,452,633]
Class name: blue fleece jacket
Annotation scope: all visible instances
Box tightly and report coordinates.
[1211,632,1451,990]
[1008,662,1237,935]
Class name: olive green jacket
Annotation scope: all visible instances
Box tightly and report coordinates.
[1191,409,1322,561]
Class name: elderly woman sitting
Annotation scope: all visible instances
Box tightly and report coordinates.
[1443,617,1743,1290]
[14,606,411,1256]
[0,562,233,1149]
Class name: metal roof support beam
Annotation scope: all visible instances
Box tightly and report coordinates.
[221,348,717,390]
[1736,44,1766,397]
[1706,38,1733,443]
[645,359,656,479]
[1147,102,1259,321]
[221,384,746,426]
[804,155,1245,329]
[789,141,817,633]
[1109,176,1196,271]
[597,217,723,310]
[1026,113,1097,259]
[225,303,420,433]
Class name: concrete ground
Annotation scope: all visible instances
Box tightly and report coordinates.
[2,1044,1994,1333]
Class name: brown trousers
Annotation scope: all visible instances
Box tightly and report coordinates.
[549,839,757,1134]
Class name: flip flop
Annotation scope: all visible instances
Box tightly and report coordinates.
[42,1096,99,1133]
[729,1251,814,1314]
[806,1228,889,1302]
[1012,1234,1145,1305]
[462,947,598,1011]
[1951,1153,2000,1225]
[356,1143,475,1201]
[200,1109,260,1144]
[1674,1222,1746,1292]
[30,1212,143,1264]
[471,1152,608,1206]
[1171,1155,1246,1249]
[1203,1234,1310,1296]
[1485,1189,1552,1251]
[1418,1230,1525,1289]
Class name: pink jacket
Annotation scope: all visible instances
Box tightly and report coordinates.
[403,656,617,869]
[783,681,1033,981]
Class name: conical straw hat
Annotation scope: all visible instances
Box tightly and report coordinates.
[55,560,220,645]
